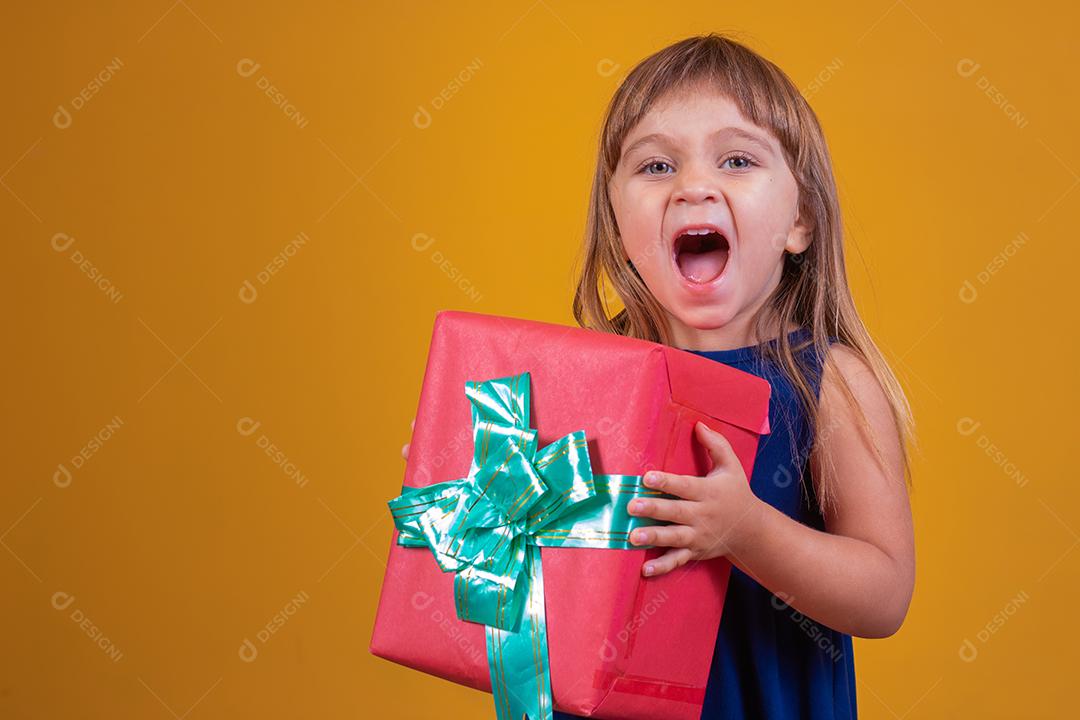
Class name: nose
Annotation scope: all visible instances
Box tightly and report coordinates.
[672,162,721,205]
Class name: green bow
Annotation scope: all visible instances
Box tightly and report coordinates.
[389,371,670,720]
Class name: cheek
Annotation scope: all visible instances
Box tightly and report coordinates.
[617,196,665,265]
[735,193,797,265]
[621,212,653,257]
[737,235,787,290]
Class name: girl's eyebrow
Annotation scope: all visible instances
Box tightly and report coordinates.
[621,126,776,160]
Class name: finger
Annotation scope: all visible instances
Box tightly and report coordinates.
[630,523,694,548]
[643,548,693,577]
[628,496,693,524]
[642,470,704,500]
[695,421,739,475]
[401,442,410,460]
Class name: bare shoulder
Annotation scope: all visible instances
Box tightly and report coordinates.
[815,342,916,636]
[821,344,885,402]
[817,344,898,452]
[813,342,909,533]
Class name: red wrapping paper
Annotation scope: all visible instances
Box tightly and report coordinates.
[370,310,771,719]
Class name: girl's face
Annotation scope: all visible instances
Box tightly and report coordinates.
[608,87,811,350]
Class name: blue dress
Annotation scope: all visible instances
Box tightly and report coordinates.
[554,327,857,720]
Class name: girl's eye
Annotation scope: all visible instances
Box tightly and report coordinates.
[639,160,674,175]
[721,153,758,170]
[637,154,758,175]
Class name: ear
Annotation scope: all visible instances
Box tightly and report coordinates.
[784,205,813,255]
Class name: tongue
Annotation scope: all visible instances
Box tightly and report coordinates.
[677,247,729,283]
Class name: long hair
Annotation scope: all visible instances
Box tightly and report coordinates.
[571,33,913,511]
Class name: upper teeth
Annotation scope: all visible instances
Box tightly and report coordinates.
[683,228,716,236]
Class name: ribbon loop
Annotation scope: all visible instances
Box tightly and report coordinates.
[389,371,672,720]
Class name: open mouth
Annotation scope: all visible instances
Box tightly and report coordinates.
[673,230,730,284]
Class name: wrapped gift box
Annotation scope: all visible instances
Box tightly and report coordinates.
[370,310,771,719]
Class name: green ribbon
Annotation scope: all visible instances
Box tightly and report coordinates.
[388,371,670,720]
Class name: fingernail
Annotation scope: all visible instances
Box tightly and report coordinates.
[633,529,648,544]
[643,472,656,487]
[630,500,642,513]
[643,564,655,576]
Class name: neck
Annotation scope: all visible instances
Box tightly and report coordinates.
[667,261,790,351]
[666,312,762,351]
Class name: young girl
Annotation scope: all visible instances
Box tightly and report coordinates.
[403,33,914,720]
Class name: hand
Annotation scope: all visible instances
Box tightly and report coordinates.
[627,421,763,577]
[401,417,414,460]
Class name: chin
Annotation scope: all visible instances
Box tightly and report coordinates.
[666,300,739,332]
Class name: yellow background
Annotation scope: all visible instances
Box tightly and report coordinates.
[3,2,1076,718]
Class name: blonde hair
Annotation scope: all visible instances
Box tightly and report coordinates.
[571,33,913,512]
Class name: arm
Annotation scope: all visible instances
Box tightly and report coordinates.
[628,345,915,639]
[729,345,915,638]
